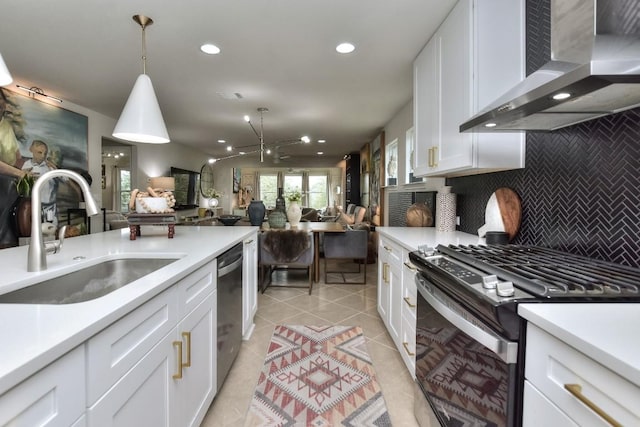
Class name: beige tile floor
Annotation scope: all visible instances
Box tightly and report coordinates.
[201,261,419,426]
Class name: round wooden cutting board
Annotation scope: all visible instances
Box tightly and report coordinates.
[494,187,522,241]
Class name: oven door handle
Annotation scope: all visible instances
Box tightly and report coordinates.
[419,282,518,364]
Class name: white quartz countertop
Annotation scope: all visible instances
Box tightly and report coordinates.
[0,225,257,395]
[376,226,481,251]
[519,303,640,387]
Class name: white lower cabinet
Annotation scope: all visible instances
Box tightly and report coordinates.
[87,260,217,427]
[399,257,418,376]
[377,234,417,377]
[242,234,258,339]
[0,346,85,427]
[524,323,640,426]
[377,236,402,344]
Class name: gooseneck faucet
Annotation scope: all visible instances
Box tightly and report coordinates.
[27,169,99,272]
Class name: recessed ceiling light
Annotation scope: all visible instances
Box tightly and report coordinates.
[301,136,310,143]
[226,146,233,152]
[317,151,324,155]
[208,158,216,164]
[552,92,571,100]
[200,44,220,55]
[239,151,246,155]
[266,149,272,155]
[336,42,355,54]
[217,139,226,143]
[485,122,497,128]
[318,139,326,143]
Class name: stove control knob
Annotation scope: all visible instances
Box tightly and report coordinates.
[497,281,515,297]
[482,275,498,289]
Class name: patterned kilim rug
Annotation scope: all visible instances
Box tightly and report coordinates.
[245,325,392,427]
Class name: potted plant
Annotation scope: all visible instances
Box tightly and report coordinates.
[286,189,302,226]
[14,174,36,237]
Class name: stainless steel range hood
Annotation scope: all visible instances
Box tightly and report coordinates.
[460,0,640,132]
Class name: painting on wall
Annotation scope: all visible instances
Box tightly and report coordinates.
[0,87,89,247]
[232,167,241,193]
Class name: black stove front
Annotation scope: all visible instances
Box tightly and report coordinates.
[410,244,640,427]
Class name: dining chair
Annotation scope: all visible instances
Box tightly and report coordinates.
[323,228,368,284]
[259,230,314,294]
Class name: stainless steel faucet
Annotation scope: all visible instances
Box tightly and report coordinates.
[27,169,99,272]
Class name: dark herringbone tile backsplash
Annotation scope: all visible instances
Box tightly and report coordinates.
[449,0,640,267]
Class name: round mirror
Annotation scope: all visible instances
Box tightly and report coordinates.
[200,163,215,198]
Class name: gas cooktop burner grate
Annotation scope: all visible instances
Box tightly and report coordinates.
[439,245,640,298]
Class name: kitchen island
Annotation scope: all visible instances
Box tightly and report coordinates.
[0,225,258,426]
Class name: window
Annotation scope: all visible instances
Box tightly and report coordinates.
[259,174,278,208]
[257,170,330,209]
[284,174,303,203]
[307,174,328,209]
[119,169,131,212]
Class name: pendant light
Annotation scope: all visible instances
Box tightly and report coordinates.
[0,53,13,86]
[113,15,169,144]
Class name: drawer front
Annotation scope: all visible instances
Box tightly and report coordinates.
[0,346,85,427]
[379,236,402,267]
[87,287,177,405]
[525,324,640,427]
[401,262,418,322]
[523,380,578,427]
[400,313,416,377]
[177,261,216,318]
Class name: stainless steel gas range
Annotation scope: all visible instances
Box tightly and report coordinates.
[408,244,640,427]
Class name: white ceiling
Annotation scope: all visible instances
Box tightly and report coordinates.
[1,0,456,163]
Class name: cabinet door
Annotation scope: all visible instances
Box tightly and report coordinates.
[429,0,473,175]
[387,261,402,344]
[87,331,176,427]
[377,243,390,323]
[242,235,258,339]
[174,291,217,427]
[0,346,85,427]
[413,36,439,177]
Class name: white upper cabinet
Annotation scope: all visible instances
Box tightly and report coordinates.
[414,0,526,177]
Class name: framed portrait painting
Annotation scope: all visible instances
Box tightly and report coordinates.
[0,87,88,246]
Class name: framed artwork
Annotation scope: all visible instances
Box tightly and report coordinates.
[0,87,88,246]
[232,167,241,193]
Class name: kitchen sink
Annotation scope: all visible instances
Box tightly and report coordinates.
[0,258,179,304]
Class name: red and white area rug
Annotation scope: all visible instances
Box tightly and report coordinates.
[245,325,391,427]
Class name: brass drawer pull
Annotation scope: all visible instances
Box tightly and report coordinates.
[173,341,183,379]
[564,384,622,427]
[403,262,417,272]
[182,331,192,368]
[383,245,392,253]
[432,146,438,167]
[383,263,390,283]
[403,297,416,308]
[402,342,415,357]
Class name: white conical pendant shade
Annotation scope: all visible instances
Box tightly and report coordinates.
[113,74,169,143]
[0,53,13,86]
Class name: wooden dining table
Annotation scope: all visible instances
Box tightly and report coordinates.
[261,221,346,282]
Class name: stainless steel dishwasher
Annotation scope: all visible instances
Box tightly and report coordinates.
[216,242,243,392]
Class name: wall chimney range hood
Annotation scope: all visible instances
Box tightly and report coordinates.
[460,0,640,133]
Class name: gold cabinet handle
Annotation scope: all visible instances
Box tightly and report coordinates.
[403,297,416,308]
[403,262,417,272]
[402,342,415,357]
[564,384,622,427]
[245,239,254,244]
[427,147,432,167]
[182,332,192,368]
[383,245,392,253]
[432,146,438,167]
[172,341,183,379]
[383,263,390,283]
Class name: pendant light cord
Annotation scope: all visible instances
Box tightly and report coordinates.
[141,22,147,75]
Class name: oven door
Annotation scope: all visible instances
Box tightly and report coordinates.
[415,272,520,427]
